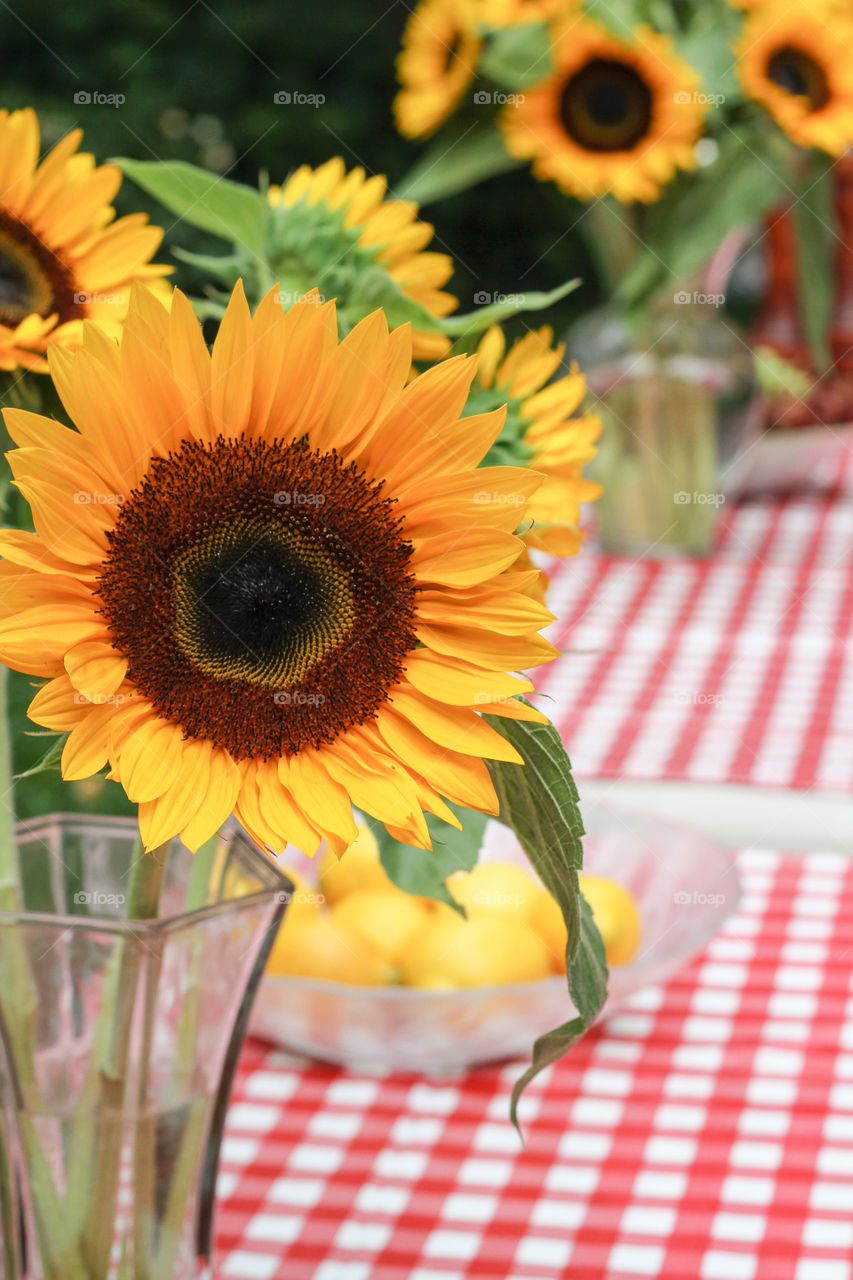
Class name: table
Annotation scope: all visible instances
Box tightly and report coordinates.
[219,457,853,1279]
[220,850,853,1279]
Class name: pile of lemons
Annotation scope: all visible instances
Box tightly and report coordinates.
[267,828,642,988]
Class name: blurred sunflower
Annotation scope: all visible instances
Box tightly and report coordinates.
[0,108,168,373]
[394,0,482,139]
[500,18,706,202]
[0,284,557,857]
[466,324,601,556]
[737,1,853,154]
[480,0,569,25]
[268,158,456,362]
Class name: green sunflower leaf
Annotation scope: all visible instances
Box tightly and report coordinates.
[371,805,488,913]
[395,126,525,206]
[14,733,66,781]
[439,279,580,339]
[344,263,446,335]
[115,158,269,255]
[483,714,608,1129]
[479,22,553,90]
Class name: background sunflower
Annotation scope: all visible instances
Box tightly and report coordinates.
[394,0,482,139]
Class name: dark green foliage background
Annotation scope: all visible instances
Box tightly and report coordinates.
[1,1,596,819]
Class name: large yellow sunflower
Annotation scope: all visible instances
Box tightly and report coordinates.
[268,158,456,362]
[0,283,557,857]
[500,18,706,202]
[470,324,601,555]
[0,108,168,373]
[736,1,853,154]
[394,0,483,140]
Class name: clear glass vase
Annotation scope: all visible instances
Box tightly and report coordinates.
[0,814,288,1280]
[569,301,761,556]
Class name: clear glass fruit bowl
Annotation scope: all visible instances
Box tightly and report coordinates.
[250,799,739,1072]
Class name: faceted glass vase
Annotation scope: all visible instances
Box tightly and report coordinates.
[0,814,289,1280]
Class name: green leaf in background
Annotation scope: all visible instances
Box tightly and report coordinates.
[479,23,552,90]
[395,126,525,206]
[440,279,580,339]
[676,4,745,104]
[483,714,608,1127]
[346,263,446,335]
[14,733,66,782]
[582,0,642,40]
[617,125,792,311]
[372,805,488,913]
[791,154,837,373]
[115,158,269,256]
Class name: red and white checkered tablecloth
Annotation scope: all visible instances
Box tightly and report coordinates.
[219,848,853,1280]
[539,455,853,792]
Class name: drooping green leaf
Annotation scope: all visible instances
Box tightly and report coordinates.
[395,126,524,206]
[115,158,268,255]
[483,714,608,1127]
[479,23,552,89]
[372,806,487,913]
[440,279,580,338]
[791,154,837,372]
[15,733,66,781]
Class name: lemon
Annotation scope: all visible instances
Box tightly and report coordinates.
[578,873,642,966]
[330,889,429,967]
[278,864,324,925]
[318,825,392,905]
[530,890,568,974]
[266,914,393,985]
[447,862,540,926]
[401,913,552,988]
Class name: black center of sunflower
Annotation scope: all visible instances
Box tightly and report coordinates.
[0,211,85,328]
[768,45,829,111]
[559,58,653,152]
[98,436,418,760]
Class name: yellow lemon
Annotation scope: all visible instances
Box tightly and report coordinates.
[530,889,568,974]
[318,825,392,905]
[329,889,430,967]
[266,914,393,985]
[446,862,540,926]
[278,864,324,925]
[401,913,552,988]
[578,873,642,967]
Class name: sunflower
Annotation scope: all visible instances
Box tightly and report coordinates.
[500,18,706,202]
[468,324,601,556]
[479,0,572,27]
[0,283,557,857]
[394,0,483,140]
[736,1,853,154]
[0,108,168,373]
[267,158,456,362]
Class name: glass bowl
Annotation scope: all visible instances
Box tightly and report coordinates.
[250,799,739,1072]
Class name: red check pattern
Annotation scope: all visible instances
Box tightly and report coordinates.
[219,849,853,1280]
[539,450,853,792]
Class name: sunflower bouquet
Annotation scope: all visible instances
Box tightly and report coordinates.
[391,0,853,551]
[0,107,607,1276]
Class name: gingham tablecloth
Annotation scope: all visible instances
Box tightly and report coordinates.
[539,454,853,793]
[220,848,853,1280]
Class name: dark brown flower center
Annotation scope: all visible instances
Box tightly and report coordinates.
[768,45,829,111]
[559,58,653,152]
[97,436,418,760]
[0,210,84,329]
